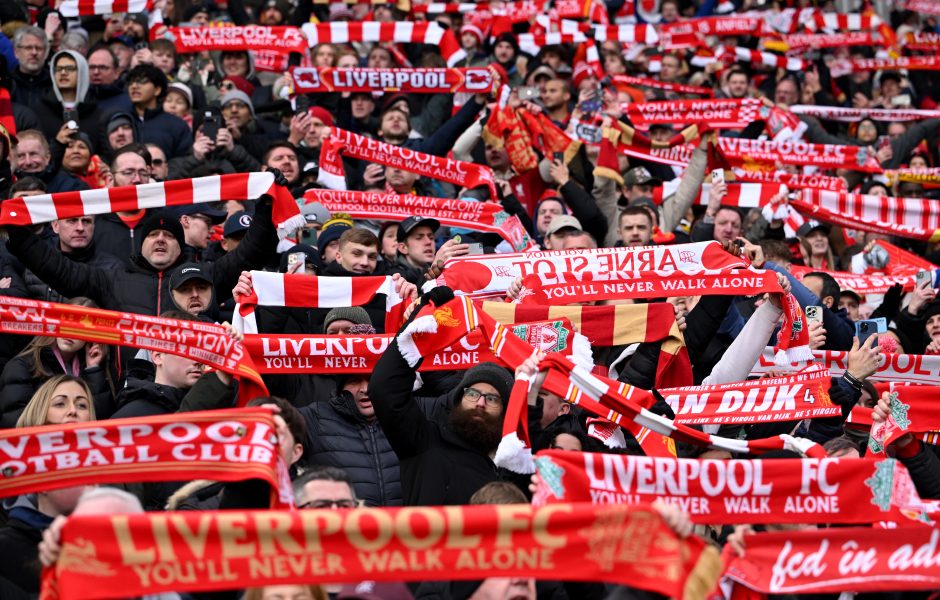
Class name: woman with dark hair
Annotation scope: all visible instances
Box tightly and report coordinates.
[0,297,114,427]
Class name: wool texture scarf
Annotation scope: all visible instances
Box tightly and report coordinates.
[625,98,763,129]
[291,66,493,94]
[0,408,292,507]
[751,348,940,385]
[300,22,465,67]
[59,0,151,16]
[429,241,749,297]
[0,296,268,403]
[790,265,922,295]
[234,271,406,335]
[0,172,303,241]
[716,526,940,597]
[611,75,715,98]
[482,95,578,175]
[515,268,812,365]
[396,297,824,470]
[794,189,940,242]
[867,387,940,454]
[159,25,309,53]
[765,31,878,52]
[531,450,931,525]
[318,127,497,199]
[41,503,721,600]
[789,105,940,122]
[303,188,536,251]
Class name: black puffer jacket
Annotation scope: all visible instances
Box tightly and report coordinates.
[0,346,114,428]
[299,390,402,507]
[23,242,124,302]
[110,377,187,418]
[369,339,502,506]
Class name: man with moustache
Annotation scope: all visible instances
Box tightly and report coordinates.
[370,290,520,505]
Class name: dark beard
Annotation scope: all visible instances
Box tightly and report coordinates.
[448,404,503,454]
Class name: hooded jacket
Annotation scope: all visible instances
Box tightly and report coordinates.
[299,389,403,507]
[33,50,103,143]
[96,108,142,163]
[111,377,188,419]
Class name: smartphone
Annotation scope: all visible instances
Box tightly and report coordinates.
[553,152,564,163]
[855,318,887,346]
[805,305,823,326]
[710,169,724,185]
[891,94,912,107]
[916,269,935,289]
[575,123,602,144]
[202,111,221,141]
[518,86,540,101]
[466,243,484,255]
[294,94,311,116]
[287,252,306,275]
[877,135,891,151]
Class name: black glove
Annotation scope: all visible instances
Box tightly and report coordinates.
[394,286,456,336]
[870,283,903,322]
[267,168,290,188]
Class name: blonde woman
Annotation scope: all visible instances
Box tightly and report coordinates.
[15,375,96,428]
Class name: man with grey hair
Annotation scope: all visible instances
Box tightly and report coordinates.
[11,26,52,106]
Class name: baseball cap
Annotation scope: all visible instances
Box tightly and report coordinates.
[623,167,662,187]
[396,216,440,242]
[223,211,253,238]
[302,202,331,225]
[796,220,831,238]
[169,262,211,290]
[168,205,227,224]
[545,214,582,238]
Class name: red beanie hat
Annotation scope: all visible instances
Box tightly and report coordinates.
[222,75,255,98]
[460,24,484,47]
[308,106,335,128]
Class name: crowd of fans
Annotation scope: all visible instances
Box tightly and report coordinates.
[0,0,939,598]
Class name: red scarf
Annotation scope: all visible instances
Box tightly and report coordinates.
[625,98,763,129]
[0,172,303,241]
[0,297,268,403]
[41,503,720,600]
[729,169,847,193]
[658,365,837,426]
[751,347,940,386]
[159,26,309,54]
[300,22,465,67]
[482,95,576,175]
[717,137,883,173]
[611,75,715,98]
[902,0,940,16]
[303,189,536,252]
[319,128,497,199]
[717,526,940,596]
[867,386,940,453]
[767,31,877,52]
[794,189,940,243]
[532,450,931,525]
[842,56,940,72]
[292,66,493,94]
[0,408,292,507]
[790,104,940,122]
[432,241,748,297]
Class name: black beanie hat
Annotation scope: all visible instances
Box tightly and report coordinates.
[458,363,514,406]
[137,210,185,252]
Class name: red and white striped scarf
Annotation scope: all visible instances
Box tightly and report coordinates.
[794,189,940,243]
[303,189,536,252]
[300,22,465,67]
[591,24,660,44]
[0,172,303,240]
[715,46,807,72]
[59,0,151,16]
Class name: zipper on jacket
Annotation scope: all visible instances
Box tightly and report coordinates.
[368,425,385,505]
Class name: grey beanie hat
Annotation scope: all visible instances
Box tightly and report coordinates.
[458,363,515,406]
[323,306,371,331]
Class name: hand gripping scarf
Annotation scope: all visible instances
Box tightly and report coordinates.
[291,66,494,94]
[300,22,465,67]
[717,526,940,597]
[866,387,940,454]
[0,172,303,241]
[0,408,292,507]
[428,240,749,297]
[515,269,812,365]
[303,188,536,252]
[0,296,268,404]
[234,271,406,335]
[159,26,309,54]
[41,503,721,600]
[531,450,932,525]
[318,127,497,200]
[396,297,825,473]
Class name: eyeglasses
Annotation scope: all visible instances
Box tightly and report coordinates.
[299,499,358,509]
[117,169,151,180]
[151,158,165,166]
[17,45,44,53]
[463,387,501,407]
[54,65,78,74]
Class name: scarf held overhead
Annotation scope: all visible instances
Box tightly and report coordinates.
[303,188,535,252]
[59,0,151,16]
[0,172,303,240]
[42,503,720,600]
[752,348,940,385]
[793,189,940,242]
[625,98,762,129]
[531,450,931,525]
[0,408,291,506]
[159,26,309,53]
[0,297,268,404]
[318,128,497,199]
[300,22,465,67]
[291,67,493,94]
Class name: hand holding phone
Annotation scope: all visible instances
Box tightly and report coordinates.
[710,169,724,185]
[805,305,823,326]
